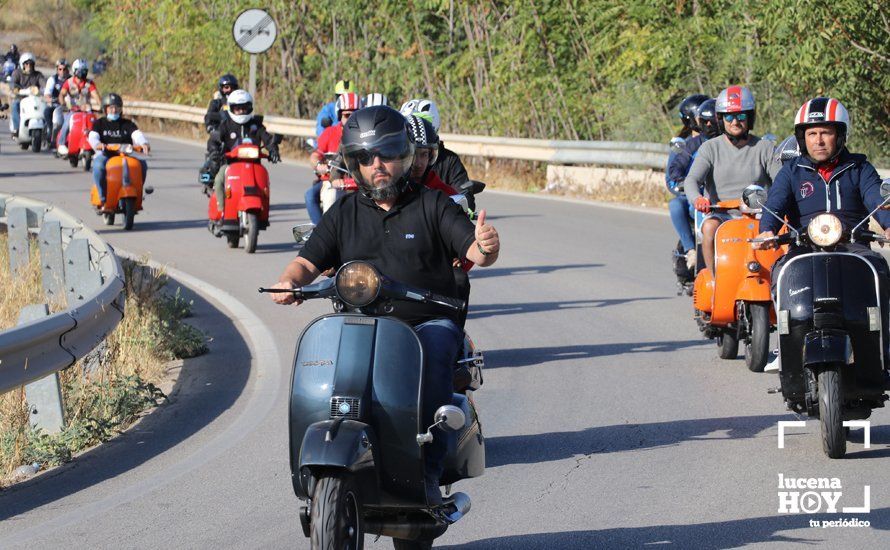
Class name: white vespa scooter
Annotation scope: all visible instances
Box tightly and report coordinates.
[12,85,48,153]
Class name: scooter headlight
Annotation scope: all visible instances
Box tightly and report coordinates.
[237,146,260,159]
[335,262,381,307]
[807,213,843,247]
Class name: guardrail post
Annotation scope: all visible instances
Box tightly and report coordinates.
[38,220,66,301]
[20,304,66,434]
[7,207,30,273]
[64,238,102,303]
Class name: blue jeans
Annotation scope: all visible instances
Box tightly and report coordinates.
[11,99,21,133]
[669,195,695,252]
[92,151,148,202]
[414,318,463,502]
[305,180,323,225]
[58,112,72,145]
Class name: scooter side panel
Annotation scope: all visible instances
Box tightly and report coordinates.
[441,393,485,484]
[777,253,882,402]
[712,217,755,325]
[370,317,426,504]
[105,156,144,209]
[250,162,271,224]
[289,316,345,497]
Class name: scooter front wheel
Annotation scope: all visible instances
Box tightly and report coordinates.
[244,211,259,254]
[310,473,364,550]
[123,197,136,231]
[30,129,42,153]
[745,302,771,372]
[818,368,846,458]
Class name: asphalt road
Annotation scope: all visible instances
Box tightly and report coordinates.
[0,135,887,549]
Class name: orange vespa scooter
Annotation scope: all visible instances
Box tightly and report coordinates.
[692,186,786,371]
[90,144,152,230]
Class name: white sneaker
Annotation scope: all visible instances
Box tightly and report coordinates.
[685,249,696,271]
[764,349,780,373]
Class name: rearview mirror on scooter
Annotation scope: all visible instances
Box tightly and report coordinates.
[460,180,486,196]
[144,186,154,195]
[741,184,768,210]
[292,223,315,243]
[416,404,466,445]
[669,137,685,153]
[880,179,890,200]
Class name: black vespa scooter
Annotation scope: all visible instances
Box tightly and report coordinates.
[747,181,890,458]
[260,260,485,549]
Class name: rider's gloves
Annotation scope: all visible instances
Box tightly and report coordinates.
[693,197,711,214]
[268,147,281,164]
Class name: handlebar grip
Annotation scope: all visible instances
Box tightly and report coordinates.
[428,292,466,312]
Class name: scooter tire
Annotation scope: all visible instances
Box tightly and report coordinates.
[310,474,364,550]
[717,329,739,360]
[745,302,771,372]
[123,197,136,231]
[69,155,79,168]
[818,368,846,458]
[30,129,42,153]
[244,212,259,254]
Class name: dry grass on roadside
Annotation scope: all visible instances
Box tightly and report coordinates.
[0,239,207,488]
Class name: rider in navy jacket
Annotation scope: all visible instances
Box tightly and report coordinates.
[759,148,890,235]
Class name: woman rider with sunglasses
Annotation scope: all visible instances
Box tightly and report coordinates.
[685,85,781,274]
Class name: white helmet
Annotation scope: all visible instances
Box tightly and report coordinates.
[19,52,36,70]
[72,58,89,79]
[399,98,441,132]
[227,89,253,124]
[363,93,388,107]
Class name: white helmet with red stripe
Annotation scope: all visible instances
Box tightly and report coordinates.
[794,97,850,156]
[336,92,361,120]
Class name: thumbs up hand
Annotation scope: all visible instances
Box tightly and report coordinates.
[474,209,499,255]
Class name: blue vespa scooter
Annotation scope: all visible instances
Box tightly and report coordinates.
[260,260,485,549]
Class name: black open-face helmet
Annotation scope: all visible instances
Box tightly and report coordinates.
[102,92,123,111]
[218,74,239,96]
[340,106,415,199]
[678,94,710,132]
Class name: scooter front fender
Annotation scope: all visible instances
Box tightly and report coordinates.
[296,419,378,501]
[803,329,851,368]
[736,276,772,302]
[27,118,45,130]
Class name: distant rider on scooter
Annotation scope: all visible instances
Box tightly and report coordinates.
[686,85,780,274]
[666,94,712,278]
[753,97,890,378]
[306,91,361,224]
[43,59,69,147]
[205,89,280,218]
[88,93,150,205]
[9,52,45,139]
[56,59,101,146]
[268,105,500,505]
[315,79,356,137]
[400,98,470,190]
[204,73,238,133]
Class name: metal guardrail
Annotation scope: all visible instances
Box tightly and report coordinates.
[126,100,671,169]
[0,193,125,431]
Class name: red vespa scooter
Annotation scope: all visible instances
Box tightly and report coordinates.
[207,140,271,253]
[57,105,96,170]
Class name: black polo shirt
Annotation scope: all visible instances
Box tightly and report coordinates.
[300,185,476,325]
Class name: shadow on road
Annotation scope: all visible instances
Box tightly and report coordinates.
[468,263,604,279]
[0,278,251,521]
[485,414,791,468]
[438,508,890,549]
[102,218,208,232]
[468,296,668,320]
[254,241,299,254]
[482,340,710,368]
[269,202,305,211]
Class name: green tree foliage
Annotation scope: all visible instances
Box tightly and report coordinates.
[87,0,888,161]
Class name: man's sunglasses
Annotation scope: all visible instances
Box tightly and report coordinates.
[354,150,398,166]
[723,113,748,123]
